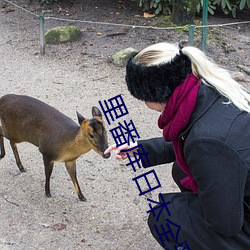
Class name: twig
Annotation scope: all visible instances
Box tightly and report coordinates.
[92,76,109,81]
[237,65,250,76]
[2,196,20,206]
[53,81,64,85]
[106,32,128,37]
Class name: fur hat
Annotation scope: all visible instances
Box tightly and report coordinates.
[125,52,192,103]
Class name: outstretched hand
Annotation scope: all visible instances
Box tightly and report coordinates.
[104,142,138,160]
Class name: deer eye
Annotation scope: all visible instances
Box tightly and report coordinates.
[89,133,94,139]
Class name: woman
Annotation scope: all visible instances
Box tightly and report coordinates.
[104,42,250,249]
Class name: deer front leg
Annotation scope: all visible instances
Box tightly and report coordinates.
[65,160,86,202]
[43,155,54,198]
[10,141,26,172]
[0,137,5,159]
[0,127,5,159]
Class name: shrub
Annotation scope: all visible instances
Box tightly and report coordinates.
[136,0,250,17]
[136,0,172,15]
[38,0,58,4]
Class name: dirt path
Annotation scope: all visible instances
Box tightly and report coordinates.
[0,3,175,250]
[0,1,249,249]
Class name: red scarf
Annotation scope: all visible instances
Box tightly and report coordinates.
[158,73,200,194]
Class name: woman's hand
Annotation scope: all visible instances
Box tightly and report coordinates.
[104,142,138,160]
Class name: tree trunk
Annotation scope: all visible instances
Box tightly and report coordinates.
[171,0,198,25]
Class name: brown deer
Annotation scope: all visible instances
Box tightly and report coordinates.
[0,94,110,201]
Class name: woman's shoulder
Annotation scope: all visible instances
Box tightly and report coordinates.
[185,84,250,146]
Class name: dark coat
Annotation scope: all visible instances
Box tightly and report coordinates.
[139,84,250,249]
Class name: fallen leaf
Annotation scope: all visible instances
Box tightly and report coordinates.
[143,12,155,18]
[51,223,67,231]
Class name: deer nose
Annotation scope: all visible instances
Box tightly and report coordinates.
[103,152,111,159]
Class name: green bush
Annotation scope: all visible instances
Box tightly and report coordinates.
[136,0,172,15]
[136,0,250,17]
[196,0,216,15]
[212,0,250,17]
[38,0,58,4]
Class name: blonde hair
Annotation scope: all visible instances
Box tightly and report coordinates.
[134,42,250,113]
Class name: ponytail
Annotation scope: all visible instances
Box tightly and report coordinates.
[182,46,250,112]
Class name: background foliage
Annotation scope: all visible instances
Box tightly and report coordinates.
[38,0,58,4]
[38,0,250,18]
[136,0,250,17]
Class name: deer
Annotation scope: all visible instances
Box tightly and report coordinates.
[0,94,111,202]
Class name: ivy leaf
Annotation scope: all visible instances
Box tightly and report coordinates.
[239,0,246,10]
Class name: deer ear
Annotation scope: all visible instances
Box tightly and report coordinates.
[92,106,102,118]
[76,111,85,125]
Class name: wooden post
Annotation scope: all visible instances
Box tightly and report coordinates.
[188,25,195,46]
[39,11,45,55]
[202,0,208,51]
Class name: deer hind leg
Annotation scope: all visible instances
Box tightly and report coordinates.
[65,161,86,202]
[10,141,26,172]
[0,126,5,159]
[43,155,54,198]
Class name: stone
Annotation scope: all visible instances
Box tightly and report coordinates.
[231,71,247,82]
[112,47,138,67]
[0,0,6,8]
[44,26,82,44]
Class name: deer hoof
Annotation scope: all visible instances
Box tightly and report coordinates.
[79,196,87,202]
[46,193,52,198]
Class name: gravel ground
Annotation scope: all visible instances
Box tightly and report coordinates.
[0,2,174,250]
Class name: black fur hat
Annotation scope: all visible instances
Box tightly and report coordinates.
[125,52,192,103]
